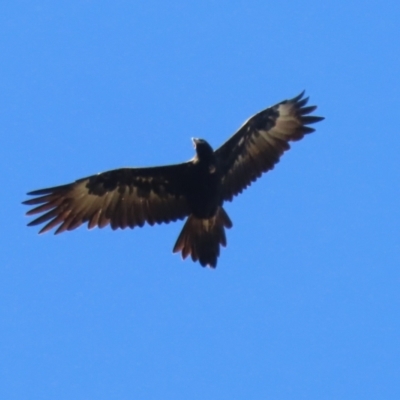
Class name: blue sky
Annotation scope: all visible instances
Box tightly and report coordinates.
[1,1,399,399]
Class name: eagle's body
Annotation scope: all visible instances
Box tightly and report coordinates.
[186,140,222,218]
[24,92,324,267]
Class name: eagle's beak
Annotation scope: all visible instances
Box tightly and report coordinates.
[191,138,200,148]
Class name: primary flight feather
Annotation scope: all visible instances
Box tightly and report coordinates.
[23,91,324,268]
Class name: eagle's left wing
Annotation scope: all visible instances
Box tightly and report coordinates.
[214,92,324,201]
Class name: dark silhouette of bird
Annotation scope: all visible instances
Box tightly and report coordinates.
[23,92,324,268]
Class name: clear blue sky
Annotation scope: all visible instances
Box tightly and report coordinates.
[1,1,399,399]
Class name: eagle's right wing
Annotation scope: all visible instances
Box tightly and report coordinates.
[23,164,192,234]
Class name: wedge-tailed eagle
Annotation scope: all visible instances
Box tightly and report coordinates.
[23,92,324,268]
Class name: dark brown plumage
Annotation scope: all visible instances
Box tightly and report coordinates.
[23,91,324,268]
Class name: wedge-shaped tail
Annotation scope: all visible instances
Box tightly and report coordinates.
[173,207,233,268]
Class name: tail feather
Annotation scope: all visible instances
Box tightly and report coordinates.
[173,207,232,268]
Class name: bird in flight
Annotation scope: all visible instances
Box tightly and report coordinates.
[23,92,324,268]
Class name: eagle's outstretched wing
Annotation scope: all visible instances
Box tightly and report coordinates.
[23,164,192,234]
[215,92,324,201]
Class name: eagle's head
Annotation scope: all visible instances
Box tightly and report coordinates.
[192,138,214,161]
